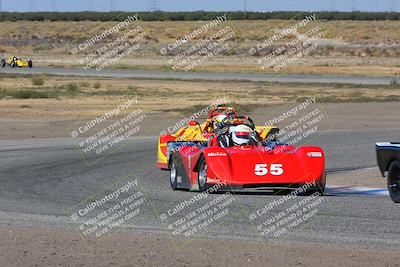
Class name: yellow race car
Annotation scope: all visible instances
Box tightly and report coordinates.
[157,106,279,169]
[1,56,33,68]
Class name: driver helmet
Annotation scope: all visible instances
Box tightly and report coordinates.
[213,114,228,129]
[229,124,253,146]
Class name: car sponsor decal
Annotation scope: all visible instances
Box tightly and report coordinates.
[207,152,227,157]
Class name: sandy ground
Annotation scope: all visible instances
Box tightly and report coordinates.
[0,102,398,140]
[2,18,400,266]
[0,101,395,191]
[3,19,400,76]
[328,167,385,188]
[1,226,399,267]
[0,101,396,266]
[33,55,400,77]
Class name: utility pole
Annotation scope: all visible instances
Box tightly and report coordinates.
[51,0,57,12]
[351,0,357,11]
[244,0,247,19]
[110,0,116,11]
[149,0,160,11]
[89,0,94,11]
[330,0,336,11]
[390,0,397,12]
[29,0,34,12]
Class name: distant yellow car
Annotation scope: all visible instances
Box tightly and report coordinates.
[1,56,33,68]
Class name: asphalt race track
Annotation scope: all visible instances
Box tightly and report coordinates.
[1,128,400,249]
[1,67,397,85]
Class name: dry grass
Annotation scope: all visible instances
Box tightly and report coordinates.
[1,20,400,47]
[1,20,400,76]
[1,74,400,119]
[24,56,400,77]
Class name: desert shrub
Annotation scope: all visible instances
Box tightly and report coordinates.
[66,82,80,94]
[79,82,90,87]
[13,90,48,99]
[32,76,45,86]
[93,82,102,89]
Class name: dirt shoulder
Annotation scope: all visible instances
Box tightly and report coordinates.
[2,19,400,77]
[0,225,398,267]
[0,102,399,140]
[328,167,386,188]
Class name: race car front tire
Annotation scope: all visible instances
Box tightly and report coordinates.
[198,158,208,192]
[28,60,33,68]
[169,158,178,190]
[1,59,5,67]
[388,161,400,203]
[10,61,15,68]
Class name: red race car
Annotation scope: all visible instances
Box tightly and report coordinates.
[168,116,326,194]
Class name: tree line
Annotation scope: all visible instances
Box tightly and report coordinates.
[0,11,399,21]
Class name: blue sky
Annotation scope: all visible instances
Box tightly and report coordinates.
[1,0,398,12]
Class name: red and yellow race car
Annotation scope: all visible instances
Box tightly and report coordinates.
[167,115,326,194]
[156,106,279,169]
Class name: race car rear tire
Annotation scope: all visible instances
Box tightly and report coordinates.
[305,182,325,196]
[198,158,208,192]
[10,61,15,68]
[169,158,178,190]
[28,60,33,68]
[387,161,400,203]
[1,59,5,67]
[306,187,325,196]
[305,172,326,196]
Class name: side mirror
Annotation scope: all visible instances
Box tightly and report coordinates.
[188,121,199,127]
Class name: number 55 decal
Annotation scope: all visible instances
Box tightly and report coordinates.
[254,164,283,176]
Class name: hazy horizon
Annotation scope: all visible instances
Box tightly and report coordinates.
[0,0,398,13]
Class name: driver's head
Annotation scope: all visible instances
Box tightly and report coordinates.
[213,114,227,129]
[229,124,253,146]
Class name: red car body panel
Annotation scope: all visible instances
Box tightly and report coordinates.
[174,143,325,190]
